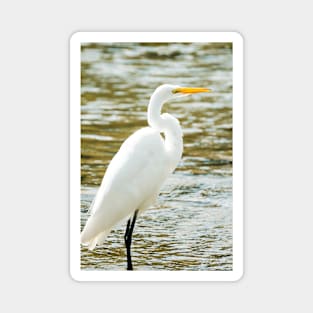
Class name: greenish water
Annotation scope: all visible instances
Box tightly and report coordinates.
[80,42,233,271]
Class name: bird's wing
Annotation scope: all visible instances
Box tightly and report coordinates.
[81,127,169,245]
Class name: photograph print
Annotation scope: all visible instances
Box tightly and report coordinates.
[70,32,243,281]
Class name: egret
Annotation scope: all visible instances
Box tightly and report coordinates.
[81,84,210,270]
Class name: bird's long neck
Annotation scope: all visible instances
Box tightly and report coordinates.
[147,94,183,172]
[147,93,166,131]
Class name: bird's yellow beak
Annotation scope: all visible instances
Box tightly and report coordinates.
[172,87,211,94]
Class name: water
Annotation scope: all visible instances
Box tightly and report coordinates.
[80,42,233,271]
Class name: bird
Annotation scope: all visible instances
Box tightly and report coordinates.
[81,84,210,270]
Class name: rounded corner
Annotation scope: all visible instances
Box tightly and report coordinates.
[231,31,244,45]
[69,267,82,283]
[232,268,245,282]
[69,31,82,45]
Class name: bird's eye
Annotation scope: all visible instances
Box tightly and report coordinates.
[172,89,179,94]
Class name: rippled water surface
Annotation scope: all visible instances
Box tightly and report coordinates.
[80,42,233,271]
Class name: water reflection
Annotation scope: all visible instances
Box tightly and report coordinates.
[80,42,233,270]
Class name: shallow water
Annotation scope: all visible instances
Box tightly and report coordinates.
[80,42,233,271]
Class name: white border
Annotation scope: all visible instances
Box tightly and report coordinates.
[70,32,243,281]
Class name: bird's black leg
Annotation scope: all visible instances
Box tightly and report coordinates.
[124,210,138,271]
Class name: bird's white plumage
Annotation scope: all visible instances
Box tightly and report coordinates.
[81,127,173,248]
[81,84,208,250]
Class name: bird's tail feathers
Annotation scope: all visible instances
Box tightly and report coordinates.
[81,230,109,251]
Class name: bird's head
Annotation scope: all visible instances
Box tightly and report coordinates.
[152,84,211,102]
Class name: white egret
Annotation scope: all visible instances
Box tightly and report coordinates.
[81,84,210,270]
